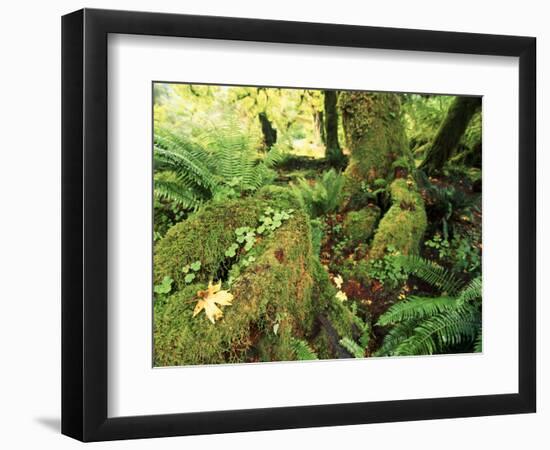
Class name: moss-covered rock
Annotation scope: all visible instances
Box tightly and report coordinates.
[343,206,380,247]
[369,178,427,259]
[154,210,315,366]
[339,92,410,194]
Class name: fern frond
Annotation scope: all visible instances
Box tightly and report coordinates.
[399,255,463,295]
[339,337,365,358]
[377,296,457,327]
[375,321,418,357]
[393,305,480,356]
[474,329,483,353]
[456,276,482,305]
[291,338,319,361]
[292,169,345,218]
[154,178,202,211]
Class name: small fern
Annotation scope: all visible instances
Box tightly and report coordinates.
[291,338,319,361]
[292,169,345,218]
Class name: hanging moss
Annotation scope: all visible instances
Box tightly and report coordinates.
[154,210,316,366]
[343,206,381,247]
[339,92,410,194]
[370,178,427,259]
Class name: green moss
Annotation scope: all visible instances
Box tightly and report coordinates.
[154,211,315,366]
[340,92,410,189]
[154,187,304,291]
[310,259,357,354]
[154,197,266,289]
[370,179,427,259]
[256,184,304,210]
[343,206,380,247]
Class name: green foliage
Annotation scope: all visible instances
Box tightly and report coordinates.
[291,338,319,360]
[401,94,455,154]
[339,337,365,358]
[399,255,463,295]
[154,276,173,295]
[181,260,202,284]
[153,276,174,310]
[416,170,480,240]
[154,119,283,211]
[426,232,481,276]
[366,246,409,288]
[292,169,345,218]
[376,256,482,356]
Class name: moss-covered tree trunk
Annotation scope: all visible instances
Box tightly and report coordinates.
[339,92,410,193]
[258,111,277,150]
[323,90,344,165]
[419,96,481,174]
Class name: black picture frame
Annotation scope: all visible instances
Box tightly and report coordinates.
[62,8,536,442]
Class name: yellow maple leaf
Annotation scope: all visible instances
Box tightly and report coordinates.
[192,281,233,324]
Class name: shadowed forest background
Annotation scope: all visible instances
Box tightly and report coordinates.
[152,84,482,366]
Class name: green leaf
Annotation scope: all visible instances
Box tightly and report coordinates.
[190,261,201,272]
[154,276,173,294]
[181,265,190,274]
[184,273,196,284]
[225,245,237,257]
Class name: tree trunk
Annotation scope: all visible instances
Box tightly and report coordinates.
[324,90,344,165]
[314,111,326,144]
[419,96,481,174]
[339,92,410,194]
[258,112,277,150]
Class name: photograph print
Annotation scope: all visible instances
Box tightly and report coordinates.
[152,83,482,367]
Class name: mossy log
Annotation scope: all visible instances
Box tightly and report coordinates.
[369,179,427,259]
[153,187,326,366]
[339,92,410,194]
[154,206,315,366]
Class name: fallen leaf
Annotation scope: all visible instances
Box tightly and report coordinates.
[193,281,233,324]
[335,291,348,302]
